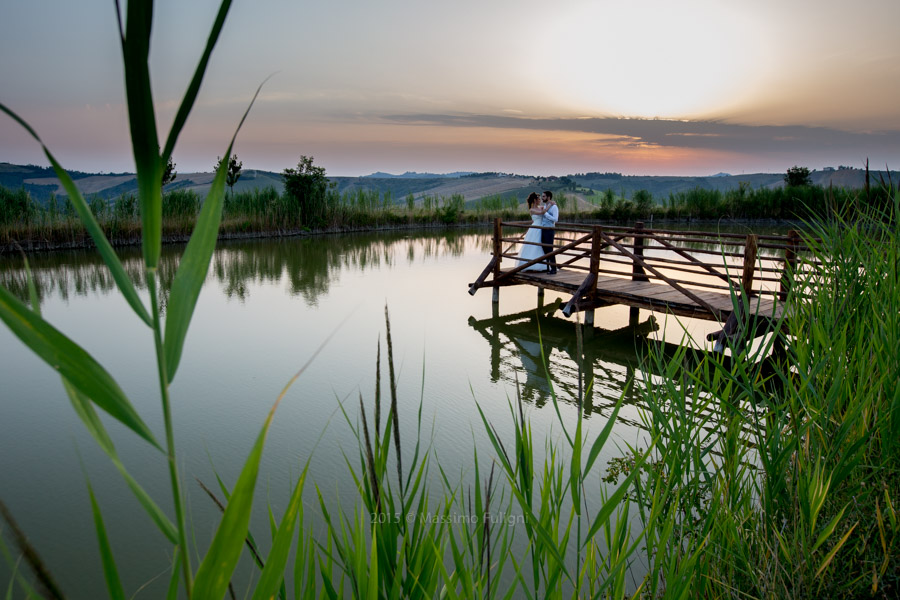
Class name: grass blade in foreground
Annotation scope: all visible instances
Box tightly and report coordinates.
[120,0,162,270]
[63,379,178,544]
[161,0,233,161]
[0,499,66,600]
[0,285,160,450]
[0,103,152,327]
[250,468,306,600]
[192,399,280,600]
[86,480,126,600]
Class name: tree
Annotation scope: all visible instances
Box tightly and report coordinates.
[162,154,177,186]
[784,165,811,187]
[215,154,243,196]
[282,155,331,226]
[633,189,653,213]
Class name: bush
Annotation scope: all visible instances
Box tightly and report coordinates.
[282,156,332,227]
[0,186,35,225]
[162,189,201,219]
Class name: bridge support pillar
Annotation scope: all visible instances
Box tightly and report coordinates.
[629,306,640,326]
[492,287,499,304]
[585,309,594,327]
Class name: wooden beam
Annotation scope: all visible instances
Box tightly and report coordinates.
[651,235,733,285]
[468,256,497,295]
[492,230,592,283]
[562,273,597,317]
[632,222,648,282]
[780,229,800,301]
[598,230,726,320]
[741,234,758,296]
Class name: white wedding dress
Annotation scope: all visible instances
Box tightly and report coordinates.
[517,214,545,271]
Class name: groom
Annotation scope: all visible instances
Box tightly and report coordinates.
[540,191,559,274]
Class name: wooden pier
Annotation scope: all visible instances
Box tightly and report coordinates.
[468,220,815,348]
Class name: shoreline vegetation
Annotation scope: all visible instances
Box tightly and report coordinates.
[1,177,895,253]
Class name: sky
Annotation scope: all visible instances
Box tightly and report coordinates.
[1,0,899,177]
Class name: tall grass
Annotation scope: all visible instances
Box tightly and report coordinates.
[3,182,893,252]
[622,193,900,597]
[1,0,269,597]
[2,186,505,251]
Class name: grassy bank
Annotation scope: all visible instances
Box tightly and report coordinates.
[626,196,900,598]
[2,180,892,253]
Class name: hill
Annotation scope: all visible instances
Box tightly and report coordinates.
[2,162,895,207]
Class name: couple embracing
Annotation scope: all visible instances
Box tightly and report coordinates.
[517,190,559,274]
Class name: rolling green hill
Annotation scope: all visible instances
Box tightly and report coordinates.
[1,162,894,207]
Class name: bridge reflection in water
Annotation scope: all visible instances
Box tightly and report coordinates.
[468,298,679,426]
[468,297,781,446]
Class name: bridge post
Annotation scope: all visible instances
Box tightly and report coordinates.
[586,225,602,327]
[779,229,799,301]
[629,222,647,325]
[492,218,501,304]
[741,234,758,296]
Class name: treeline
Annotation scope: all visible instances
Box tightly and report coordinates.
[1,175,894,251]
[0,179,481,251]
[576,182,895,221]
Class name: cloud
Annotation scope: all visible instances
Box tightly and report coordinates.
[379,113,900,157]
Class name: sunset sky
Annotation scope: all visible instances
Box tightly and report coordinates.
[1,0,899,177]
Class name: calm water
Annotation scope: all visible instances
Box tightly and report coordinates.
[0,226,779,596]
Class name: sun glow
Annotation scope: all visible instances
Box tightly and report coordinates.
[537,2,773,119]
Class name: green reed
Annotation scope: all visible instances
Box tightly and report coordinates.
[620,193,900,598]
[474,194,519,213]
[6,182,891,252]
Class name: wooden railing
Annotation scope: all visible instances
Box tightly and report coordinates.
[470,220,818,313]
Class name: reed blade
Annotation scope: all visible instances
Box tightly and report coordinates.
[121,0,162,269]
[165,548,181,600]
[86,480,126,600]
[583,395,624,474]
[163,80,265,381]
[251,469,307,600]
[192,401,278,600]
[64,379,177,543]
[585,442,653,543]
[0,500,66,600]
[0,285,159,450]
[161,0,233,161]
[0,102,152,327]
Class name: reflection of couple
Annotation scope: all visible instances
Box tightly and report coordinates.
[516,337,553,407]
[517,191,559,274]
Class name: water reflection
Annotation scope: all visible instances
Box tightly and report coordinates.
[467,298,769,443]
[0,229,476,308]
[467,299,687,426]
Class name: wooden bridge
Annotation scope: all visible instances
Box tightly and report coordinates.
[468,220,815,348]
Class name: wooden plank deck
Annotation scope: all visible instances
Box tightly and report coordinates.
[468,222,811,349]
[503,268,785,322]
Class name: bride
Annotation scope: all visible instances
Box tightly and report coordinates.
[517,192,548,271]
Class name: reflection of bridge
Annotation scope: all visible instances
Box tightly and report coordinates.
[468,299,780,443]
[468,300,660,419]
[469,221,817,349]
[467,298,755,431]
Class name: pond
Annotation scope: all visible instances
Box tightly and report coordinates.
[0,225,786,597]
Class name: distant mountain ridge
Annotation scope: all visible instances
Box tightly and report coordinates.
[363,171,474,179]
[1,162,893,206]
